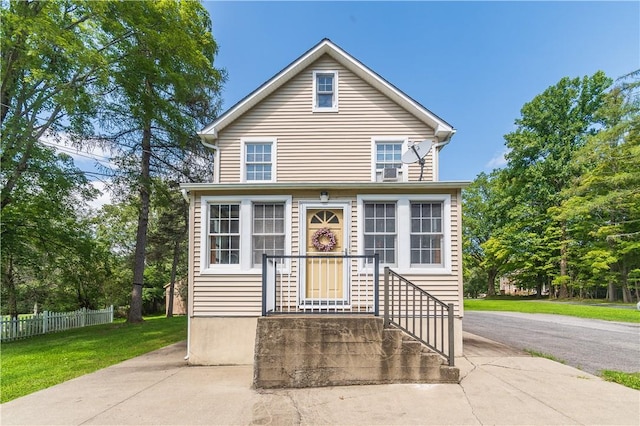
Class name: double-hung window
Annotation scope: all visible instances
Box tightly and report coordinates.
[373,138,407,182]
[363,202,397,265]
[313,70,338,112]
[202,196,292,273]
[410,202,443,267]
[358,195,450,273]
[252,203,285,267]
[208,204,240,265]
[242,138,276,182]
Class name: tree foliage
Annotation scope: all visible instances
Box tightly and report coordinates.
[93,0,224,322]
[555,71,640,301]
[1,0,115,209]
[464,70,639,301]
[0,146,106,316]
[1,0,224,318]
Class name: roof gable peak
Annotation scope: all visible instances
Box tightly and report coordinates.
[199,39,455,141]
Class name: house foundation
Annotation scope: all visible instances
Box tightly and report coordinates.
[188,317,257,365]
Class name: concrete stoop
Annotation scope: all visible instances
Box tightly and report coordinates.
[253,316,459,389]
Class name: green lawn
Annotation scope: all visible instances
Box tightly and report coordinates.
[0,315,187,403]
[464,299,640,323]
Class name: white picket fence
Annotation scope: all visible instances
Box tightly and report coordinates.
[1,306,114,342]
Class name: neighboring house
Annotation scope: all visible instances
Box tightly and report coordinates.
[499,276,546,297]
[181,39,468,369]
[164,281,187,316]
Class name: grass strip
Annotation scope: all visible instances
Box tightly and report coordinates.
[524,349,565,364]
[464,299,639,323]
[525,351,640,391]
[601,370,640,390]
[0,315,186,403]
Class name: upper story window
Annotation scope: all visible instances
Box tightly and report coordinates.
[312,70,338,112]
[372,138,407,182]
[242,138,276,182]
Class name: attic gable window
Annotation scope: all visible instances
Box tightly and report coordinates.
[312,70,338,112]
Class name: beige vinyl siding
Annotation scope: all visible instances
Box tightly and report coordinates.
[217,55,436,184]
[190,188,462,317]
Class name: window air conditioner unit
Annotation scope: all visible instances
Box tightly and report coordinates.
[382,167,400,181]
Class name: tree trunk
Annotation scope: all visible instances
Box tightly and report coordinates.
[535,282,543,299]
[558,224,569,299]
[607,280,617,302]
[127,122,152,323]
[486,268,497,296]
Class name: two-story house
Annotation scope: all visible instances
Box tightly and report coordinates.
[180,39,467,386]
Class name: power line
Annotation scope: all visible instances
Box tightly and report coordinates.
[39,140,114,166]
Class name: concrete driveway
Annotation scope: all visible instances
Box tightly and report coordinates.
[1,333,638,425]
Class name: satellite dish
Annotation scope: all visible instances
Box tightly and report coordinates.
[401,140,433,181]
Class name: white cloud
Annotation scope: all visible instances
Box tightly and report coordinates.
[485,149,509,169]
[87,180,113,210]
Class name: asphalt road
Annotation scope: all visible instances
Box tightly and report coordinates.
[463,311,640,375]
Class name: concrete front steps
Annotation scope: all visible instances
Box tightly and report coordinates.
[253,316,459,389]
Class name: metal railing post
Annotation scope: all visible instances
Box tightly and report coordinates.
[261,253,267,316]
[448,303,455,367]
[373,254,379,316]
[383,266,389,326]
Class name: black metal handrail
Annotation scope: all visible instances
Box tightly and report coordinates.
[383,267,455,367]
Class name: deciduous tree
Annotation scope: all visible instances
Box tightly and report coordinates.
[501,71,612,298]
[556,71,640,301]
[97,0,225,322]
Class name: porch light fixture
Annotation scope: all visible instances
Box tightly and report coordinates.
[320,191,329,203]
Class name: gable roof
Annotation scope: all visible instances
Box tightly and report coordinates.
[199,38,456,142]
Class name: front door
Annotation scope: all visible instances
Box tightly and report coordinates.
[305,208,345,302]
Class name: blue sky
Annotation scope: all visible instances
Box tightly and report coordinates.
[204,1,639,181]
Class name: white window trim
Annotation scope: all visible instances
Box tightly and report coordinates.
[357,194,451,275]
[370,137,409,182]
[312,70,339,112]
[240,137,277,183]
[200,195,292,275]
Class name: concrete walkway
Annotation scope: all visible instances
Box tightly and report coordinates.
[2,333,638,425]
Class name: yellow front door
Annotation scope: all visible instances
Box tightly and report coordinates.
[305,209,344,300]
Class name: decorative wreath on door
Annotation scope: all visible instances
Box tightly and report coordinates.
[311,227,337,252]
